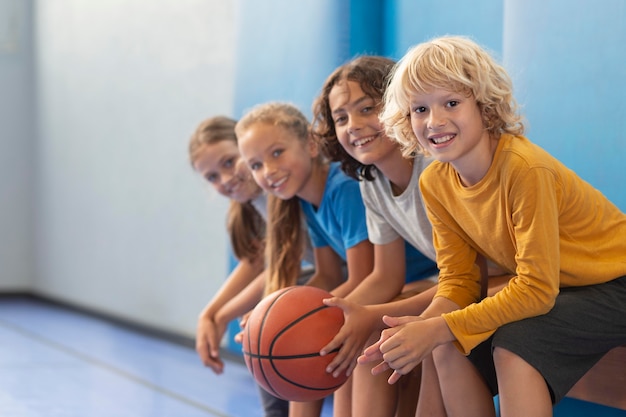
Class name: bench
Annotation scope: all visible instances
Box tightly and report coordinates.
[566,345,626,410]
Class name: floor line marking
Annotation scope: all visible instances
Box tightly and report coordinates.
[0,318,233,417]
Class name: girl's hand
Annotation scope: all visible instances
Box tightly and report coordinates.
[196,313,226,374]
[233,310,252,344]
[319,297,379,378]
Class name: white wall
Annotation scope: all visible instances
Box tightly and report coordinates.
[33,0,236,337]
[0,0,35,291]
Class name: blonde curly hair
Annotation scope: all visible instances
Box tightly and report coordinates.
[381,35,525,157]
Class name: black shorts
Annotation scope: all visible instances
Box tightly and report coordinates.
[468,275,626,403]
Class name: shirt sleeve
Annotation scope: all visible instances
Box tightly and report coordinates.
[332,178,370,250]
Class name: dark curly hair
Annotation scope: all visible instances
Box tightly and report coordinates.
[311,55,396,181]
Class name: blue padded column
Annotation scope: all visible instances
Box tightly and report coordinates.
[348,0,384,56]
[232,0,352,118]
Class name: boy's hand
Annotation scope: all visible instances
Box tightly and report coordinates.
[363,315,450,384]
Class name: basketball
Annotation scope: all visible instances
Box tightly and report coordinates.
[242,285,348,402]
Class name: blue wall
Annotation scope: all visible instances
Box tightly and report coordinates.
[503,0,626,210]
[232,0,351,118]
[386,0,503,59]
[232,0,626,211]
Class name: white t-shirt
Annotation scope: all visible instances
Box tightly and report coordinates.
[359,155,437,262]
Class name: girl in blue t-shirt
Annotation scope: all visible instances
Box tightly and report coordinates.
[236,102,374,417]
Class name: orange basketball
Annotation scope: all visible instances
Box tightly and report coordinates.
[242,285,348,402]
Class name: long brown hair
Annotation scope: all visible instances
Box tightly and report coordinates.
[189,116,265,262]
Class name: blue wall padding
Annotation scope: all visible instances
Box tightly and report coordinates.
[503,0,626,210]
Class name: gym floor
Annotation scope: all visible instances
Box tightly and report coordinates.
[0,296,623,417]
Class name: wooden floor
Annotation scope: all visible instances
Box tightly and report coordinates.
[0,295,623,417]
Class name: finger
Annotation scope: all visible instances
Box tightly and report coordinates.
[197,346,225,374]
[206,357,225,374]
[321,333,355,374]
[322,296,347,310]
[206,333,222,359]
[331,358,356,378]
[319,331,343,357]
[381,315,423,329]
[387,361,419,384]
[388,370,403,385]
[378,326,405,355]
[358,346,383,364]
[381,348,422,383]
[370,360,391,376]
[346,359,359,377]
[382,352,409,375]
[233,330,244,344]
[196,346,211,365]
[382,315,411,328]
[326,345,359,377]
[362,338,383,356]
[322,344,346,372]
[196,338,214,364]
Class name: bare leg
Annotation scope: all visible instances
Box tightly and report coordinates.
[494,347,551,417]
[395,364,421,417]
[332,375,352,417]
[350,360,395,417]
[289,399,324,417]
[415,355,446,417]
[433,343,495,417]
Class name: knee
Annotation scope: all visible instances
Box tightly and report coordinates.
[431,342,459,370]
[492,346,519,368]
[493,346,536,380]
[432,342,457,359]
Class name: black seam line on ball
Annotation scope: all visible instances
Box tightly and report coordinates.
[242,346,340,359]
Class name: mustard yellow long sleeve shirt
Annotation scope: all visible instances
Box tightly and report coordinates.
[419,134,626,354]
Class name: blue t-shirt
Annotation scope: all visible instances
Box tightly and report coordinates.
[404,242,438,283]
[300,163,369,260]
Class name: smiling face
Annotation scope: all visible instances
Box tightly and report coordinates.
[328,80,397,167]
[192,139,261,203]
[409,87,495,184]
[237,122,317,201]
